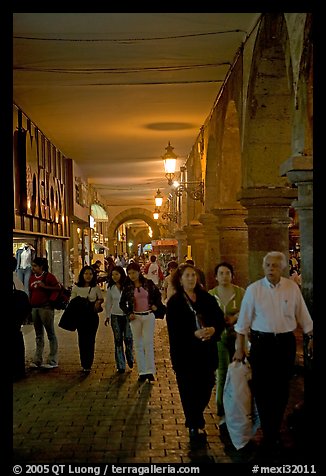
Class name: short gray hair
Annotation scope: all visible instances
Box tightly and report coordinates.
[263,251,287,270]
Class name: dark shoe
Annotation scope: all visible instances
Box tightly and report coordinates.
[138,374,147,382]
[189,428,207,449]
[83,368,91,373]
[127,361,134,369]
[117,369,125,374]
[218,415,226,428]
[189,428,199,440]
[146,373,155,382]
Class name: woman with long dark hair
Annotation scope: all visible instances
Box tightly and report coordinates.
[119,262,164,382]
[208,262,245,426]
[70,265,104,373]
[105,266,134,374]
[166,263,225,447]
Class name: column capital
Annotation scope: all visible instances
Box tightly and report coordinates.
[198,212,219,228]
[238,186,297,209]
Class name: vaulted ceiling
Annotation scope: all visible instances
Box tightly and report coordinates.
[13,12,260,213]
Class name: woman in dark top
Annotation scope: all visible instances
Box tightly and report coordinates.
[120,262,165,382]
[166,263,225,447]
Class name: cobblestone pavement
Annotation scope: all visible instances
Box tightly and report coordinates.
[13,299,313,467]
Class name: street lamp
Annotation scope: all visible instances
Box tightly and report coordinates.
[162,142,177,185]
[162,142,204,203]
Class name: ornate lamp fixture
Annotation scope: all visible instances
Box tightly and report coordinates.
[162,142,204,203]
[161,211,178,222]
[162,142,178,185]
[154,189,163,207]
[153,208,160,220]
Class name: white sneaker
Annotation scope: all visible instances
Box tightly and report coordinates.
[29,363,40,368]
[41,363,58,369]
[218,416,226,427]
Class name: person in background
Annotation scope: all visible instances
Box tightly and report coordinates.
[13,256,28,380]
[166,263,225,447]
[29,257,61,369]
[119,262,163,383]
[105,266,134,374]
[208,262,245,426]
[185,259,206,290]
[161,260,178,304]
[289,267,302,287]
[70,265,104,373]
[105,256,116,282]
[143,255,164,288]
[233,251,313,456]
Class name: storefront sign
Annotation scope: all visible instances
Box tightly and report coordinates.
[13,128,66,224]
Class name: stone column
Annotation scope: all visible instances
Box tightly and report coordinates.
[280,155,313,437]
[280,155,313,313]
[198,213,221,290]
[211,207,249,289]
[107,237,115,256]
[184,221,205,271]
[174,229,188,263]
[239,187,298,283]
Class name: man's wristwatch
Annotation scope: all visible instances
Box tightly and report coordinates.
[305,334,313,340]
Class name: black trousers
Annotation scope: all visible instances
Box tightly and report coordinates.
[76,312,99,369]
[249,331,296,443]
[13,328,25,380]
[176,369,216,429]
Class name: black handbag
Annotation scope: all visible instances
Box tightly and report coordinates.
[58,300,78,331]
[58,296,89,331]
[153,301,166,320]
[58,290,96,331]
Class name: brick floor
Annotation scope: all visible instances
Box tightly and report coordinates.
[12,302,312,466]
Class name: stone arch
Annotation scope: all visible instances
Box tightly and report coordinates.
[240,13,299,282]
[243,12,293,188]
[107,208,160,242]
[205,131,218,210]
[292,13,313,156]
[220,100,242,206]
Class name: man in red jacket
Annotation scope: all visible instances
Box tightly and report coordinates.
[29,257,61,369]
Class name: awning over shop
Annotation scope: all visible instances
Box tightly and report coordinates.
[152,239,178,247]
[94,243,110,251]
[91,203,108,221]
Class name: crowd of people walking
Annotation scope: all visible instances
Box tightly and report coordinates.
[13,250,313,459]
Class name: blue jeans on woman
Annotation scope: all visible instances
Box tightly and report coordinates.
[111,314,134,371]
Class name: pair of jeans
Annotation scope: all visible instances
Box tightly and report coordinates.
[31,306,58,366]
[129,312,155,375]
[17,266,32,296]
[110,314,133,371]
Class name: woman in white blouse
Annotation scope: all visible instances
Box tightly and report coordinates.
[70,265,104,372]
[105,266,134,374]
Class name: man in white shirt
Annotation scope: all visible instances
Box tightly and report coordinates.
[144,255,164,287]
[233,251,313,454]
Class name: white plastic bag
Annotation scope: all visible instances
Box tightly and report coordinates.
[223,361,260,449]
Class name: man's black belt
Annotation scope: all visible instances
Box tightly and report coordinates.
[250,330,293,338]
[134,311,152,315]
